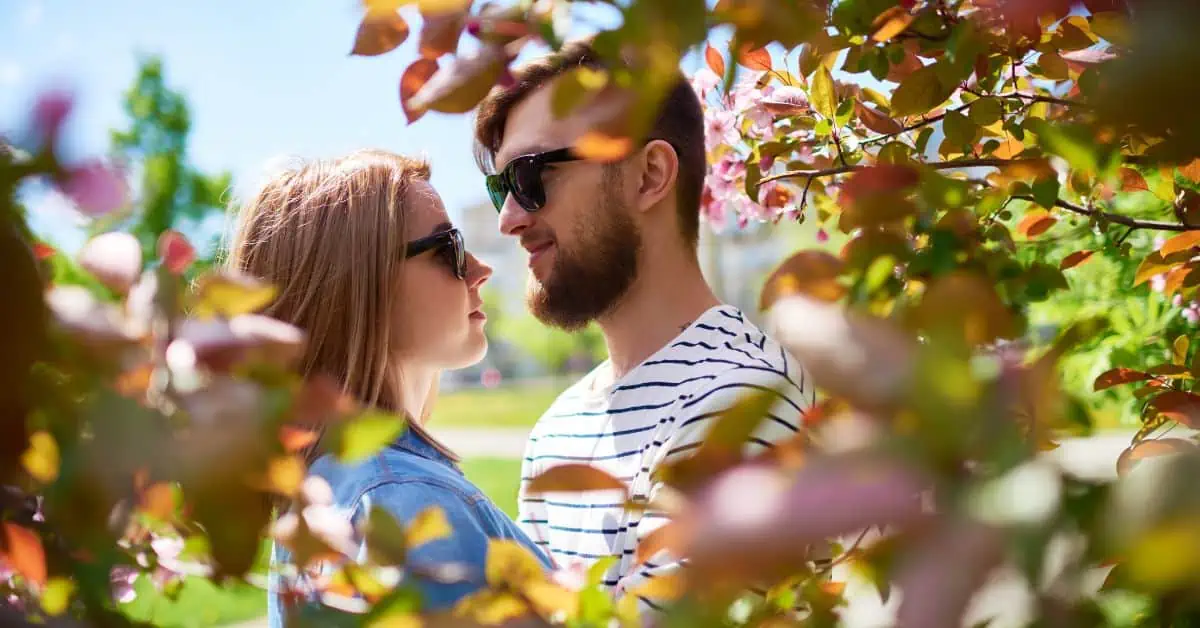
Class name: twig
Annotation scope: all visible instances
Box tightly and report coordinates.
[964,87,1085,109]
[817,527,873,576]
[860,100,977,147]
[1115,226,1136,247]
[1010,195,1200,232]
[832,129,848,167]
[758,157,1041,187]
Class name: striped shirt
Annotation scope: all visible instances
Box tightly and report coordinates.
[516,304,814,613]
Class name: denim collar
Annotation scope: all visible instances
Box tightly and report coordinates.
[389,424,456,469]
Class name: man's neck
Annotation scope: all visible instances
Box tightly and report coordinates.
[597,257,720,381]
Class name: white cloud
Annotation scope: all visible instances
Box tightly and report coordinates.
[0,61,22,86]
[22,0,44,27]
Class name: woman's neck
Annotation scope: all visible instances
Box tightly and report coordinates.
[394,364,437,425]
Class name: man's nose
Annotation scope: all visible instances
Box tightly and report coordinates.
[498,196,534,237]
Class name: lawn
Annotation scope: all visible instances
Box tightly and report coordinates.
[121,457,524,626]
[429,377,570,429]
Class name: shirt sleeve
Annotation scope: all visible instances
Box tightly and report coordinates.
[355,479,504,612]
[614,365,812,615]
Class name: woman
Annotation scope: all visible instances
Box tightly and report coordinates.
[224,149,551,624]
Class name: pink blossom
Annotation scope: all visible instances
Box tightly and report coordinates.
[759,153,775,172]
[110,566,139,604]
[1183,302,1200,325]
[60,161,129,217]
[817,228,829,243]
[690,68,721,97]
[1150,274,1166,293]
[32,90,72,146]
[701,186,728,232]
[704,110,739,152]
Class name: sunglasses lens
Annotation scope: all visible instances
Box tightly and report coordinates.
[453,231,466,278]
[485,175,508,212]
[509,158,544,211]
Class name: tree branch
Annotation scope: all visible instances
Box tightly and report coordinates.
[860,100,976,147]
[964,88,1086,109]
[1010,195,1200,232]
[758,158,1038,187]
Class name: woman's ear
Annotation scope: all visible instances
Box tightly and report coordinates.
[635,139,679,214]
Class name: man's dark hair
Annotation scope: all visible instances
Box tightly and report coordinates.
[473,40,706,248]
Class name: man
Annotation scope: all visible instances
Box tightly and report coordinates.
[472,40,814,613]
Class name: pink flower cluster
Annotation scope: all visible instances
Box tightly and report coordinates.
[691,67,804,231]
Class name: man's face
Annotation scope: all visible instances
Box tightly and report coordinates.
[494,83,642,331]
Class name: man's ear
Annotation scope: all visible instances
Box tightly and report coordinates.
[635,139,679,214]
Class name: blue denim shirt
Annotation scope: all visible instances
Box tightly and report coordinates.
[267,427,552,626]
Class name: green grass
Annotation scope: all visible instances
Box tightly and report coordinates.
[460,457,524,519]
[122,457,524,626]
[430,378,571,429]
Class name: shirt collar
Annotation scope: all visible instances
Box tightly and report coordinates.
[389,424,455,467]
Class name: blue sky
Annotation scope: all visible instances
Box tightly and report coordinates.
[3,0,697,254]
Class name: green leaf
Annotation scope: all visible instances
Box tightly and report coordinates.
[891,63,956,117]
[1027,120,1099,173]
[968,97,1003,126]
[331,411,406,464]
[1032,176,1061,210]
[811,65,837,119]
[41,577,74,615]
[942,110,977,147]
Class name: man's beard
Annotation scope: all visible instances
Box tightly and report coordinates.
[527,195,641,332]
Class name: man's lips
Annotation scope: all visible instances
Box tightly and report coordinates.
[525,241,554,267]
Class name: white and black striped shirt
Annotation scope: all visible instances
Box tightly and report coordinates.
[516,304,814,613]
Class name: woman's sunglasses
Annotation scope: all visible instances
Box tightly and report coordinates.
[485,148,581,213]
[405,227,466,279]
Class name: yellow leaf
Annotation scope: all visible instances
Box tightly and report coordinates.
[453,589,529,624]
[21,431,58,483]
[1125,518,1200,591]
[366,612,422,628]
[406,505,452,547]
[41,577,74,616]
[485,539,545,588]
[1175,336,1190,365]
[1090,11,1131,47]
[266,455,306,497]
[870,6,916,42]
[811,65,836,119]
[573,132,634,162]
[629,573,685,601]
[191,272,277,318]
[417,0,470,15]
[523,580,579,620]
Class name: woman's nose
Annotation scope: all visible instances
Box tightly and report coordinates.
[466,251,492,288]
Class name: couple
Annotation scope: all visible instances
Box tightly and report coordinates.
[242,41,814,625]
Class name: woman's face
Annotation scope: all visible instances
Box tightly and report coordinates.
[392,180,492,370]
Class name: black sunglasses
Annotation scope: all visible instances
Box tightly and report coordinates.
[405,227,466,279]
[485,148,581,213]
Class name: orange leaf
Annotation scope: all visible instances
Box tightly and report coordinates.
[759,250,845,310]
[33,242,56,260]
[526,463,627,495]
[855,101,903,135]
[1134,250,1192,287]
[705,42,725,77]
[280,426,319,452]
[871,6,916,42]
[1119,168,1149,192]
[1148,391,1200,428]
[141,482,177,520]
[573,132,634,162]
[1116,437,1198,476]
[1017,211,1057,237]
[418,11,465,59]
[821,581,847,597]
[737,45,772,71]
[350,10,409,57]
[637,521,689,564]
[1060,250,1095,270]
[1163,264,1194,296]
[2,523,47,586]
[1094,367,1151,391]
[991,134,1024,160]
[1180,158,1200,184]
[1160,231,1200,257]
[400,58,439,124]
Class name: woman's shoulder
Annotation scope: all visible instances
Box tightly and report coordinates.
[310,447,485,516]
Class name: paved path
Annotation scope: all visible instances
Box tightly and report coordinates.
[429,426,532,458]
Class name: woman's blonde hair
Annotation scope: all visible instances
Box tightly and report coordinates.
[224,149,457,463]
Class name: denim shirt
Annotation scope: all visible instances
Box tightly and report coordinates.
[267,427,552,626]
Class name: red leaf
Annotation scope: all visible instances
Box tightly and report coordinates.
[705,42,725,77]
[1094,367,1151,391]
[350,10,409,56]
[838,164,919,207]
[737,45,772,71]
[1017,211,1057,237]
[527,464,628,495]
[1060,250,1095,270]
[1179,159,1200,184]
[33,242,56,260]
[158,229,195,274]
[1148,391,1200,428]
[855,101,903,135]
[1119,168,1149,192]
[400,58,440,124]
[1160,231,1200,257]
[2,523,47,586]
[1116,438,1198,476]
